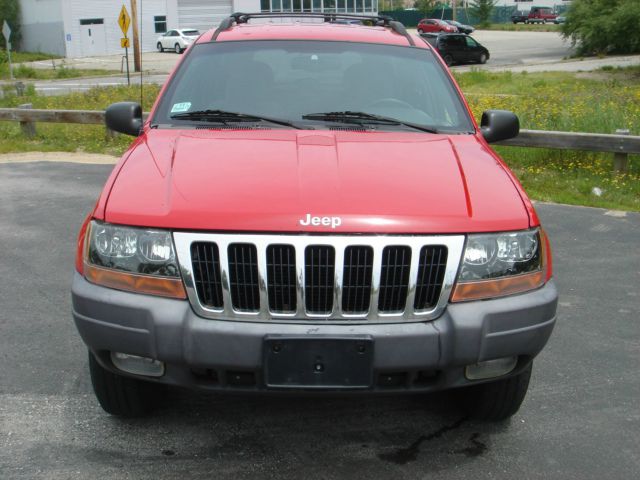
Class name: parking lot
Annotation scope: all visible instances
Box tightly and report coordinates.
[1,160,638,479]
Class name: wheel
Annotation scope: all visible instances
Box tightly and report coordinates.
[457,362,532,421]
[157,42,164,53]
[174,43,182,54]
[542,19,546,24]
[479,53,488,64]
[88,351,158,417]
[444,54,454,66]
[513,21,517,24]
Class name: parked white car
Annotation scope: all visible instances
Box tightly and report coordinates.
[156,29,200,54]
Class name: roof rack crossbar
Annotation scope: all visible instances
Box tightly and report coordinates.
[211,12,415,46]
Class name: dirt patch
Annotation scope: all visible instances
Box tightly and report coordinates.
[0,151,118,164]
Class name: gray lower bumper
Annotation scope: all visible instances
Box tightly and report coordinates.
[71,273,557,392]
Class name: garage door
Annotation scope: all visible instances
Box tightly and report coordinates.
[178,0,233,32]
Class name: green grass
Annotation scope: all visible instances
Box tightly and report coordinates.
[453,68,640,211]
[0,85,160,156]
[0,70,638,211]
[1,50,116,80]
[1,64,119,80]
[4,51,62,63]
[478,23,562,32]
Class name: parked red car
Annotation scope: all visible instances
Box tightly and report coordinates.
[526,7,557,24]
[417,18,457,33]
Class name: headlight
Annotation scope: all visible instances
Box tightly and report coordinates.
[452,229,548,302]
[83,221,185,298]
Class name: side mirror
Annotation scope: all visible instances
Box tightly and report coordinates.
[480,110,519,143]
[105,102,143,137]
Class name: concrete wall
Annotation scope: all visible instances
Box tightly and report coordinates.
[504,0,572,12]
[18,0,65,54]
[20,22,66,55]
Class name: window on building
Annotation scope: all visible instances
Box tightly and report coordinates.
[79,18,104,25]
[154,16,167,33]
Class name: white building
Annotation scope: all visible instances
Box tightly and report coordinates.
[19,0,259,58]
[500,0,572,12]
[19,0,379,58]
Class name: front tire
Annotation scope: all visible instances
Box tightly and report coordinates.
[443,54,454,66]
[457,362,532,421]
[88,351,158,417]
[157,42,164,52]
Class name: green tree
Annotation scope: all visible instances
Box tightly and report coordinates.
[0,0,21,50]
[562,0,640,55]
[414,0,438,16]
[470,0,496,28]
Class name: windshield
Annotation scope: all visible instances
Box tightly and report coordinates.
[152,40,474,133]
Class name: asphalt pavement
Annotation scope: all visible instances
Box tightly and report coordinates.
[0,161,639,479]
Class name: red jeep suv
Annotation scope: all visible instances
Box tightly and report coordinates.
[72,13,558,421]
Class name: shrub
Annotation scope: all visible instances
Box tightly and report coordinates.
[0,0,21,50]
[563,0,640,55]
[470,0,497,29]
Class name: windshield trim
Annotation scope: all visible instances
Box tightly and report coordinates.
[150,39,476,134]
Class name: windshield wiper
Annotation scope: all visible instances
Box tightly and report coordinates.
[302,111,440,134]
[170,109,302,129]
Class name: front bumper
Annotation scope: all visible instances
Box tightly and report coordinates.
[71,273,557,393]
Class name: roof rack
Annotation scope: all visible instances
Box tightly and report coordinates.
[211,12,415,46]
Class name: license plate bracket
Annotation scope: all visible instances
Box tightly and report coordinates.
[264,336,374,389]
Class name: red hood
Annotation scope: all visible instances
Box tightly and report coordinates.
[102,129,530,233]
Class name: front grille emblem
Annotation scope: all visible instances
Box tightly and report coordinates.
[299,214,342,229]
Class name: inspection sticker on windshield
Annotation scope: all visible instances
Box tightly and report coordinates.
[171,102,191,113]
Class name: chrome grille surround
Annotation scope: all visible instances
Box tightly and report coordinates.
[173,233,465,324]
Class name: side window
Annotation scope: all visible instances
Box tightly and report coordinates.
[465,37,478,47]
[154,16,167,33]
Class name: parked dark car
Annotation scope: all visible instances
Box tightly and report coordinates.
[553,15,566,24]
[444,20,474,34]
[511,12,529,24]
[420,33,489,66]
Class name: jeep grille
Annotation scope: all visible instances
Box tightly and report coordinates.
[174,234,464,324]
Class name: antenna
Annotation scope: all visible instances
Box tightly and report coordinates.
[139,0,143,112]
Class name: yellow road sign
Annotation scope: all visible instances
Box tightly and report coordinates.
[121,37,130,48]
[118,5,131,35]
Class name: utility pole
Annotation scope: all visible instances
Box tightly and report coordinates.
[130,0,141,72]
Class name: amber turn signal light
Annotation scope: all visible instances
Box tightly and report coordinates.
[84,262,187,299]
[451,270,545,302]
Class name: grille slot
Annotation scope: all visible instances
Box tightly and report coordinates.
[191,242,224,309]
[305,245,335,314]
[378,246,412,313]
[414,246,448,311]
[228,243,260,312]
[266,244,297,313]
[342,246,374,314]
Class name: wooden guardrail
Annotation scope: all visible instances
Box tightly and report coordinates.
[0,106,637,172]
